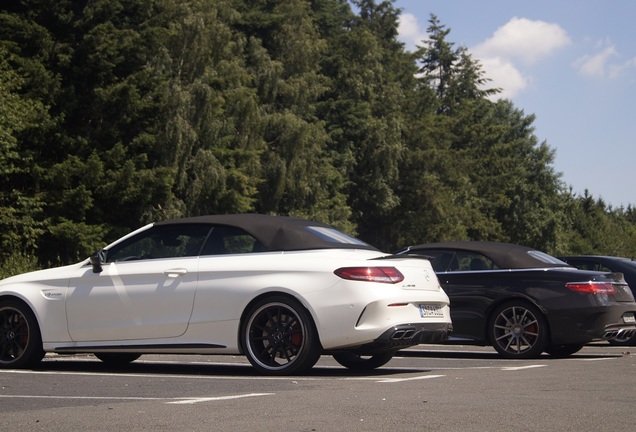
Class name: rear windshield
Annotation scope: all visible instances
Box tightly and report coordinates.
[528,250,569,265]
[305,226,371,247]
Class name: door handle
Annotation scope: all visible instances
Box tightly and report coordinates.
[164,268,188,278]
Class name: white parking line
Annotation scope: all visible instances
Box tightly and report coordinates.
[500,365,546,371]
[0,395,164,401]
[167,393,274,405]
[0,368,324,381]
[0,393,274,405]
[376,374,446,383]
[575,357,622,362]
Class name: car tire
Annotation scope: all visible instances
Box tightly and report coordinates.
[94,353,142,366]
[488,301,548,359]
[546,344,584,357]
[0,300,45,368]
[332,351,396,371]
[242,296,321,375]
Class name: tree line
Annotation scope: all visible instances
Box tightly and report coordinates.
[1,0,635,278]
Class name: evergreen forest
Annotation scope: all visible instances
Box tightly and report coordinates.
[2,0,636,278]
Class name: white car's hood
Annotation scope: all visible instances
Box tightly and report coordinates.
[0,261,88,287]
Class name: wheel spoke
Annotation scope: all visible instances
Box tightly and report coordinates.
[0,310,26,363]
[520,335,533,347]
[1,342,11,360]
[0,303,43,368]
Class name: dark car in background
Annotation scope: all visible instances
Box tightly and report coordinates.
[558,255,636,345]
[396,241,636,358]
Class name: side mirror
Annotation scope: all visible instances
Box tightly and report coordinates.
[90,249,105,273]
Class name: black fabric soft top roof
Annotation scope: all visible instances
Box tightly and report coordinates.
[403,241,570,269]
[156,213,378,252]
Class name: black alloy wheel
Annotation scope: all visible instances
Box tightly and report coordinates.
[94,353,142,366]
[488,302,548,359]
[243,296,321,375]
[0,300,45,368]
[332,351,396,371]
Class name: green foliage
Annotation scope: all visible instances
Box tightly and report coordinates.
[0,0,634,270]
[558,192,636,257]
[0,47,47,261]
[0,251,39,280]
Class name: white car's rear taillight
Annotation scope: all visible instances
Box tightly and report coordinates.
[334,267,405,284]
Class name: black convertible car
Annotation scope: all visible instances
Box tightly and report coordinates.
[558,255,636,346]
[396,241,636,358]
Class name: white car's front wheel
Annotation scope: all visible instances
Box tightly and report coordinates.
[0,300,45,368]
[243,296,321,375]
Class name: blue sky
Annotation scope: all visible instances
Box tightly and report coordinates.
[393,0,636,208]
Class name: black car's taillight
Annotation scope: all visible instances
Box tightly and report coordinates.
[334,267,405,284]
[565,281,617,294]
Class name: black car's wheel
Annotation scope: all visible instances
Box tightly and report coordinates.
[608,334,636,346]
[546,343,584,357]
[94,353,141,366]
[0,300,45,368]
[488,302,548,359]
[332,351,396,371]
[243,296,321,375]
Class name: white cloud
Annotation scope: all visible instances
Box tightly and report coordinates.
[397,13,428,50]
[574,45,618,77]
[470,18,570,99]
[609,57,636,79]
[573,40,636,79]
[397,14,571,99]
[478,57,529,99]
[472,17,571,65]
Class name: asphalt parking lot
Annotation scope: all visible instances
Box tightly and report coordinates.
[1,343,634,431]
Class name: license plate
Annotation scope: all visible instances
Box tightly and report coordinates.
[419,304,444,318]
[624,313,636,323]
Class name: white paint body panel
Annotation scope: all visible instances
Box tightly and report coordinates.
[0,247,450,354]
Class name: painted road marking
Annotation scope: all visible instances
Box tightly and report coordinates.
[501,365,546,371]
[376,374,446,383]
[167,393,274,405]
[0,393,274,405]
[0,368,324,381]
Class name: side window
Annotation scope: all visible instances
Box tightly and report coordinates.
[454,252,496,271]
[422,250,497,272]
[569,260,612,272]
[106,225,212,262]
[201,225,265,255]
[423,251,459,272]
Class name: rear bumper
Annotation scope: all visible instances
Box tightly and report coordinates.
[549,305,636,345]
[327,322,452,355]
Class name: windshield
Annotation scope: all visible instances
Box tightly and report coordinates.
[305,226,371,247]
[528,250,569,265]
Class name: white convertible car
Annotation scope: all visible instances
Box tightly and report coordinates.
[0,214,451,375]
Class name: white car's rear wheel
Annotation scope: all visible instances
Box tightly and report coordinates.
[243,296,321,375]
[0,300,44,368]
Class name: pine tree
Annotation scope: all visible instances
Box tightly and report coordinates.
[0,47,47,271]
